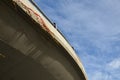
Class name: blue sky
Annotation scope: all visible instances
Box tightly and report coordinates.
[34,0,120,80]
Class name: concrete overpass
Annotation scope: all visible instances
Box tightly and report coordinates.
[0,0,87,80]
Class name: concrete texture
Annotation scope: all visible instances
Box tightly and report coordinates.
[0,0,87,80]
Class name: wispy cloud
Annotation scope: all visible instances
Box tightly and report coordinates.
[35,0,120,80]
[107,58,120,70]
[89,71,112,80]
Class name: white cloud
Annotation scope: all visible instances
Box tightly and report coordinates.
[107,58,120,70]
[89,71,112,80]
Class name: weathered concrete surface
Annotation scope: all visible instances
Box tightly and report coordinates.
[0,0,87,80]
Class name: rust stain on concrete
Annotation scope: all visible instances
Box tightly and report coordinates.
[14,0,54,35]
